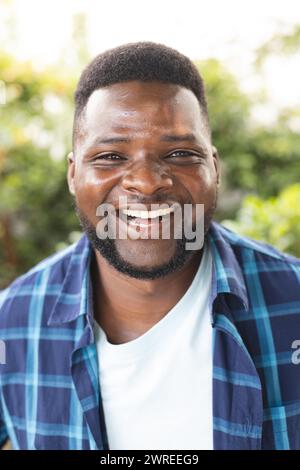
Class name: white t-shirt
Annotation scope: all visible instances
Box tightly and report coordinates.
[94,241,213,450]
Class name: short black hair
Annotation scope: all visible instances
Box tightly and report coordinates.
[73,41,210,144]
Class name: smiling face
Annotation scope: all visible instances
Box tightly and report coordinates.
[68,80,219,279]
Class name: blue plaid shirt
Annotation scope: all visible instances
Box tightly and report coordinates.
[1,221,300,450]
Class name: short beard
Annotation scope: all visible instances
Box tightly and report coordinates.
[74,195,217,280]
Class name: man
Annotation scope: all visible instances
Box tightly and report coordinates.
[0,42,300,451]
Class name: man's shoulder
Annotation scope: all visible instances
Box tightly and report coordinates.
[210,222,300,315]
[213,221,300,268]
[0,240,79,323]
[211,222,300,334]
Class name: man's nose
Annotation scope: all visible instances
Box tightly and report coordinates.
[121,160,173,196]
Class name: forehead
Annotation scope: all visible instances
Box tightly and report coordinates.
[81,81,206,140]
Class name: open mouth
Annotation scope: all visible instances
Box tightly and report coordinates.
[117,207,175,227]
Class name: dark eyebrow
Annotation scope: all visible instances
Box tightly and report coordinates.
[160,133,197,143]
[93,136,131,145]
[92,133,197,146]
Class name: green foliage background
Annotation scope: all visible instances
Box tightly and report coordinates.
[1,25,300,288]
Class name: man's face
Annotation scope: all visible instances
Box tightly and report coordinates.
[68,80,219,279]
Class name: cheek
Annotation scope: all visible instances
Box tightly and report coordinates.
[177,166,217,204]
[73,167,118,217]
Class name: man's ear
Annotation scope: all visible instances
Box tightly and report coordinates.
[212,145,221,187]
[67,151,75,196]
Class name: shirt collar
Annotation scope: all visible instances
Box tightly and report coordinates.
[48,234,92,325]
[207,221,249,322]
[48,221,249,326]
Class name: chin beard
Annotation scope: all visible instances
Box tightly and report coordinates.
[74,194,217,280]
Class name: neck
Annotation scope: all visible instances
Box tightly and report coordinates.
[91,249,203,344]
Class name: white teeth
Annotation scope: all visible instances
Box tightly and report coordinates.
[122,208,174,219]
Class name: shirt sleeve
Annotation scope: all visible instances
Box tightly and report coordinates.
[0,384,8,448]
[0,414,8,449]
[0,295,9,448]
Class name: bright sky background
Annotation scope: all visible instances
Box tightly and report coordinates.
[1,0,300,123]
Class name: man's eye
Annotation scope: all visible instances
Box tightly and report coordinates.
[94,154,123,161]
[167,151,196,158]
